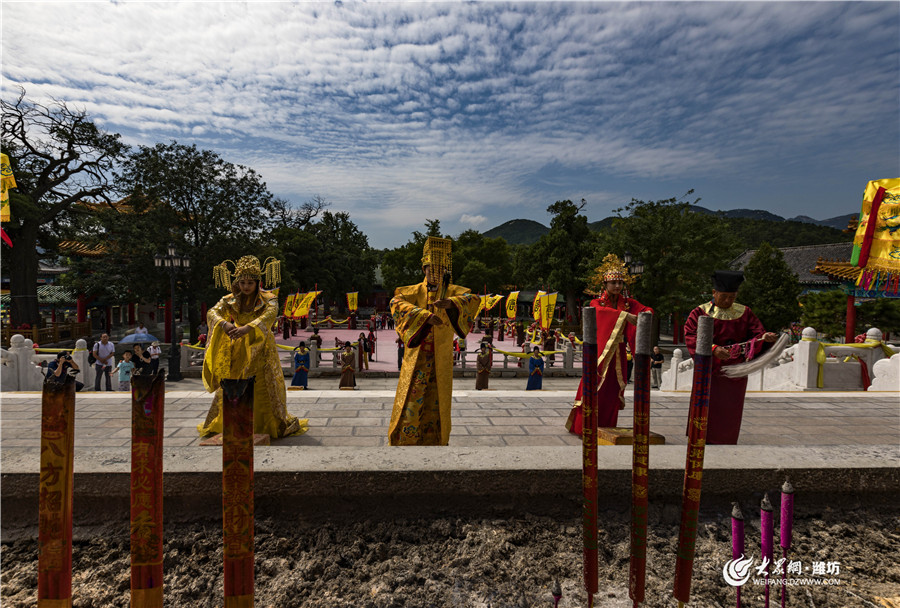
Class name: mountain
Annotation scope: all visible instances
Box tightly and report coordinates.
[482,219,548,244]
[789,213,857,231]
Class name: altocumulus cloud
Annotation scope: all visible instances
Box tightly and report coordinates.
[2,2,897,247]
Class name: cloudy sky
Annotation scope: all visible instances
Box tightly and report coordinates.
[3,1,898,248]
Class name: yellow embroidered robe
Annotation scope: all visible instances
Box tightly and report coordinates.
[389,280,480,446]
[198,290,307,439]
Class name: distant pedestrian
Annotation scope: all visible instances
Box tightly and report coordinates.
[135,322,149,336]
[92,333,115,391]
[358,332,370,369]
[651,346,664,389]
[396,336,404,370]
[147,340,162,375]
[114,351,135,391]
[367,328,376,361]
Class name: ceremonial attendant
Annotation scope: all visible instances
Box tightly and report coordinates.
[475,341,492,390]
[526,346,544,390]
[339,342,356,389]
[357,332,370,370]
[198,255,308,439]
[684,271,777,444]
[568,254,652,434]
[389,237,480,445]
[368,328,376,361]
[291,342,310,389]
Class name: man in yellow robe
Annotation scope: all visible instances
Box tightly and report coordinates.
[389,237,480,446]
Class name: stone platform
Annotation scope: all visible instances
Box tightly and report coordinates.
[2,377,897,530]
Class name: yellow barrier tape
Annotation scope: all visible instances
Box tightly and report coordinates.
[814,340,894,388]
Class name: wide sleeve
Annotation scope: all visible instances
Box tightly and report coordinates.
[624,298,653,354]
[684,307,702,357]
[390,289,433,349]
[444,287,481,339]
[246,296,278,339]
[207,296,231,331]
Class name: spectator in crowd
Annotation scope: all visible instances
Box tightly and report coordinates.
[46,351,84,391]
[92,333,115,391]
[147,340,162,375]
[132,344,153,375]
[135,322,149,335]
[114,351,135,391]
[650,346,664,389]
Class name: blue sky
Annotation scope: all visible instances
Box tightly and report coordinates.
[3,1,898,248]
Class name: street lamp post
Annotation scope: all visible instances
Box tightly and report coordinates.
[154,243,190,382]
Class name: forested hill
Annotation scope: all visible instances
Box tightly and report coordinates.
[482,211,853,249]
[482,219,549,244]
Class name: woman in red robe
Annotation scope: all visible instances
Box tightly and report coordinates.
[567,254,652,435]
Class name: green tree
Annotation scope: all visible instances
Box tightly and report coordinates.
[857,298,900,337]
[530,199,596,319]
[113,142,280,333]
[304,211,377,313]
[1,88,127,326]
[453,229,513,294]
[800,290,848,340]
[593,191,741,318]
[738,242,802,331]
[380,219,442,294]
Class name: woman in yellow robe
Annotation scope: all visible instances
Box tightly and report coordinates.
[198,255,307,439]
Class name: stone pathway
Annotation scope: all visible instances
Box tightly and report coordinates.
[1,377,896,449]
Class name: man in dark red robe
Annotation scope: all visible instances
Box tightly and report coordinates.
[684,270,777,444]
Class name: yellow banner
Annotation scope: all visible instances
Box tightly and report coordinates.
[294,291,320,318]
[283,294,296,316]
[347,292,358,311]
[505,291,519,319]
[532,290,546,322]
[485,294,503,312]
[539,292,558,331]
[1,153,15,223]
[854,177,900,276]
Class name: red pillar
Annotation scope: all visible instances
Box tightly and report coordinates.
[128,303,135,326]
[76,294,87,323]
[201,302,208,322]
[845,294,856,343]
[165,299,172,344]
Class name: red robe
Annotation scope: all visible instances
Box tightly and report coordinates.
[684,301,767,445]
[568,294,652,435]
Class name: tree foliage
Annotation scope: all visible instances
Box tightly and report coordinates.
[1,88,127,325]
[380,219,442,294]
[800,290,847,340]
[738,242,802,331]
[857,298,900,337]
[593,191,741,316]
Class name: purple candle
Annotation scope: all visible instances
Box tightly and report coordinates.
[731,502,745,608]
[761,493,774,608]
[731,502,744,559]
[780,479,794,552]
[780,479,795,608]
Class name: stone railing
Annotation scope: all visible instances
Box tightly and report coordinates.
[1,322,92,348]
[660,327,895,392]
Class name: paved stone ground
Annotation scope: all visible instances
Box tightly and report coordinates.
[2,376,896,449]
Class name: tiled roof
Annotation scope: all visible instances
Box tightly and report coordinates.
[812,260,861,282]
[731,242,853,285]
[58,240,108,257]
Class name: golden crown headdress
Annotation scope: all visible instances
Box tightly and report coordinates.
[213,255,281,290]
[585,253,634,296]
[421,237,452,279]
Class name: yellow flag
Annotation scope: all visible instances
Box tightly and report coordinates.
[283,293,296,316]
[853,178,900,276]
[540,292,558,331]
[1,153,16,223]
[532,290,546,322]
[295,291,320,318]
[505,291,519,319]
[486,295,503,311]
[347,292,358,311]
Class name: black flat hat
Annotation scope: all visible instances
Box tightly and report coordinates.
[712,270,744,292]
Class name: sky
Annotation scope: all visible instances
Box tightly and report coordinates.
[2,1,898,249]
